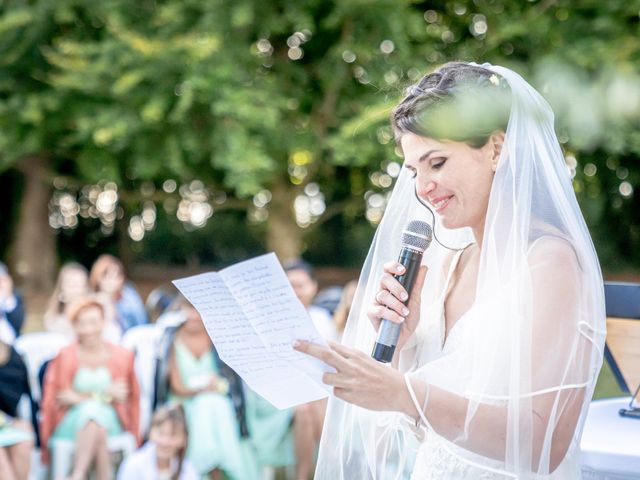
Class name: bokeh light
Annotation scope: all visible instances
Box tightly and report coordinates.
[294,183,325,228]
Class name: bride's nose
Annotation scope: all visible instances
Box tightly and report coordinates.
[416,179,436,200]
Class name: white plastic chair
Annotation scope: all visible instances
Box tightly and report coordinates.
[14,332,71,403]
[121,324,163,437]
[14,332,70,480]
[154,309,185,331]
[15,332,138,479]
[50,432,136,480]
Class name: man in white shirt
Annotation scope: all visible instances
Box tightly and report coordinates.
[286,263,338,343]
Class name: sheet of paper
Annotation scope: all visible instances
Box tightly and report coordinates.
[173,253,332,409]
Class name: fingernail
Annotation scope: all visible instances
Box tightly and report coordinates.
[292,340,301,348]
[399,317,405,323]
[396,265,405,273]
[401,292,408,301]
[402,307,410,316]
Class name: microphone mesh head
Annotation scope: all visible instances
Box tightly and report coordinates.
[401,220,432,253]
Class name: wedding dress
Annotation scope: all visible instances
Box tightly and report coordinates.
[407,247,582,479]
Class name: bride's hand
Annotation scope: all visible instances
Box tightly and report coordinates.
[293,340,411,413]
[366,262,428,353]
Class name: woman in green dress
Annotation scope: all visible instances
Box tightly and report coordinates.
[166,299,259,480]
[245,390,295,471]
[41,296,140,480]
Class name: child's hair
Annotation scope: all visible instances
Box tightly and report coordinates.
[149,404,189,480]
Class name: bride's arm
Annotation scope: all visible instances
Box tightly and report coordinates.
[398,237,590,471]
[400,379,584,470]
[294,238,595,472]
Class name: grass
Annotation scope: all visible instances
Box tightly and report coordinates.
[593,358,627,400]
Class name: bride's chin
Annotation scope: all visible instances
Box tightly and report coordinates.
[440,216,454,229]
[440,216,464,231]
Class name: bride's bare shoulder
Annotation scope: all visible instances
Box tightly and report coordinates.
[527,235,580,274]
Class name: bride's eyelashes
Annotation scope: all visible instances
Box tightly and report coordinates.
[431,158,447,170]
[405,166,418,178]
[405,158,446,178]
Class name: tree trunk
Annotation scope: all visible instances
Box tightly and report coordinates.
[117,205,134,271]
[266,179,303,263]
[9,155,56,296]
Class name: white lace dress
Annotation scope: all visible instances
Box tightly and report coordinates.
[403,248,582,480]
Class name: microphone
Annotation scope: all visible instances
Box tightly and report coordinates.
[372,220,432,363]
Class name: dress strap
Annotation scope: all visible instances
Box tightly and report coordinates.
[438,243,475,350]
[173,339,192,362]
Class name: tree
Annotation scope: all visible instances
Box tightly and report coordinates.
[1,0,639,293]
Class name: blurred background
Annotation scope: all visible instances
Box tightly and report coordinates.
[1,0,639,398]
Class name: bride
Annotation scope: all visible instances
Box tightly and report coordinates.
[294,62,605,479]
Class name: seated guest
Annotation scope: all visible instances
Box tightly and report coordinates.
[284,260,336,480]
[144,284,178,325]
[43,262,91,337]
[332,279,358,340]
[284,260,338,342]
[117,404,197,480]
[90,254,148,332]
[0,262,25,344]
[40,297,140,480]
[155,296,258,479]
[0,340,34,480]
[44,263,120,342]
[245,390,295,473]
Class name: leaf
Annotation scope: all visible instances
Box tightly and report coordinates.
[112,71,146,96]
[0,8,32,37]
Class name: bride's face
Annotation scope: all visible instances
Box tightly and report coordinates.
[401,132,496,232]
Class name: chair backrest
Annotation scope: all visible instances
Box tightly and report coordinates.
[13,331,71,402]
[121,323,163,437]
[154,309,185,331]
[144,284,178,323]
[603,282,640,397]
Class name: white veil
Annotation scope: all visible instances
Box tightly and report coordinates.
[315,63,605,479]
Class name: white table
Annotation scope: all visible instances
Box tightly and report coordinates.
[580,397,640,479]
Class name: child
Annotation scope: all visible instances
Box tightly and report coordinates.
[117,404,197,480]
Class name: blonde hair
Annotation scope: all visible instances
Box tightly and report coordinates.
[45,262,89,316]
[149,404,189,480]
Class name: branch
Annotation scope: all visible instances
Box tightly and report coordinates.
[10,159,249,212]
[304,18,355,182]
[306,196,364,234]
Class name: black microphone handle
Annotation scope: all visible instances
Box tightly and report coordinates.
[371,248,423,363]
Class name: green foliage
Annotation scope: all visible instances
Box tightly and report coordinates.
[0,0,639,268]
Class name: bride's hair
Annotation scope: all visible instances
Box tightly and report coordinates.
[392,62,511,148]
